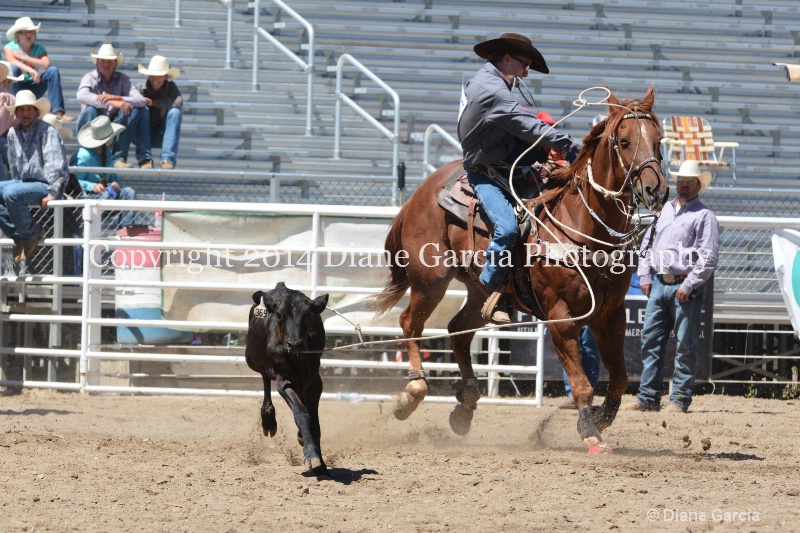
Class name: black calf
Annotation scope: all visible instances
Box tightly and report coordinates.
[245,282,329,476]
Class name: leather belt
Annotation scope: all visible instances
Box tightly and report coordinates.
[657,274,687,285]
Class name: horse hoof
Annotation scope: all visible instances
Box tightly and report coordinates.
[393,392,421,421]
[449,403,474,436]
[587,442,614,454]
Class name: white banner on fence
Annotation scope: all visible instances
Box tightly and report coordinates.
[160,212,466,329]
[771,228,800,338]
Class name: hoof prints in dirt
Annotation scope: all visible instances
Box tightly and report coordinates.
[693,451,765,461]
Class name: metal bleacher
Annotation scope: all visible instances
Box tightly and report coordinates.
[6,0,800,199]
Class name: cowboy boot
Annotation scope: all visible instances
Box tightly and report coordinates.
[481,291,511,324]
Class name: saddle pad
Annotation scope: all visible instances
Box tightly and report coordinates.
[436,188,490,235]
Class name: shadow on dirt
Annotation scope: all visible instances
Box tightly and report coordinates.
[0,408,74,416]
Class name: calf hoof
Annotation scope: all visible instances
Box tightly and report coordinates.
[304,456,329,477]
[449,403,475,436]
[261,409,278,437]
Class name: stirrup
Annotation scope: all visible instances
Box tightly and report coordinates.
[481,291,510,323]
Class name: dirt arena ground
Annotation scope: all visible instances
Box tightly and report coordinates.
[1,389,798,532]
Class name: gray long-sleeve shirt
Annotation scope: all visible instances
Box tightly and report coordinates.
[7,119,68,198]
[76,69,146,118]
[638,197,720,295]
[458,62,582,168]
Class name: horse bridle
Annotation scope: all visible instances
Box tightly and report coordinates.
[578,111,662,243]
[609,112,662,206]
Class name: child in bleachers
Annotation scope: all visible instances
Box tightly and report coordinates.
[135,55,183,170]
[3,17,74,122]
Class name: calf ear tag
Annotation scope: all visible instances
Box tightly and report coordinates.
[253,302,268,318]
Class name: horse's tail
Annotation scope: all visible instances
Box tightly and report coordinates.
[368,202,410,316]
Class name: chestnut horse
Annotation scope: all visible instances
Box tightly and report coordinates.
[371,87,667,453]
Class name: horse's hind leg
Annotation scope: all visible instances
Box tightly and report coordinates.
[395,280,450,420]
[446,287,487,435]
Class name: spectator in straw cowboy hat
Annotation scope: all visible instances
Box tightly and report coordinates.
[135,55,183,170]
[1,90,68,264]
[76,43,150,169]
[70,116,136,227]
[0,61,23,182]
[457,33,582,323]
[625,159,719,414]
[3,17,74,122]
[41,113,73,142]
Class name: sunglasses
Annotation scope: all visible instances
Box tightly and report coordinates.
[676,178,698,185]
[509,55,530,72]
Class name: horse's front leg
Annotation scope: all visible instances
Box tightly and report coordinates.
[259,373,277,437]
[589,305,627,433]
[276,376,328,476]
[550,317,610,453]
[446,288,487,435]
[394,280,449,420]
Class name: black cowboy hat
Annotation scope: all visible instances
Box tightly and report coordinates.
[473,33,549,74]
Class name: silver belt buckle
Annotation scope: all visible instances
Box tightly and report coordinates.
[661,274,675,284]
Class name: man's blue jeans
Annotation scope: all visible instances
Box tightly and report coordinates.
[87,186,136,227]
[77,106,148,164]
[139,107,182,166]
[466,170,519,293]
[637,277,706,410]
[11,66,67,115]
[0,180,49,241]
[563,325,601,396]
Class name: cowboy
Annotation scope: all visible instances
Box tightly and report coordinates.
[458,33,583,323]
[626,159,719,413]
[71,116,137,227]
[1,90,67,264]
[3,17,73,122]
[135,55,183,170]
[76,43,150,169]
[0,61,22,181]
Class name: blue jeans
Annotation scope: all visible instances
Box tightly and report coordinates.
[87,186,136,227]
[139,107,182,166]
[77,106,148,164]
[12,66,67,114]
[637,277,706,410]
[563,325,601,396]
[466,170,519,293]
[0,180,49,241]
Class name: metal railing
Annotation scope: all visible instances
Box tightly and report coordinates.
[422,123,461,177]
[0,200,545,405]
[333,53,401,204]
[252,0,315,136]
[174,0,234,69]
